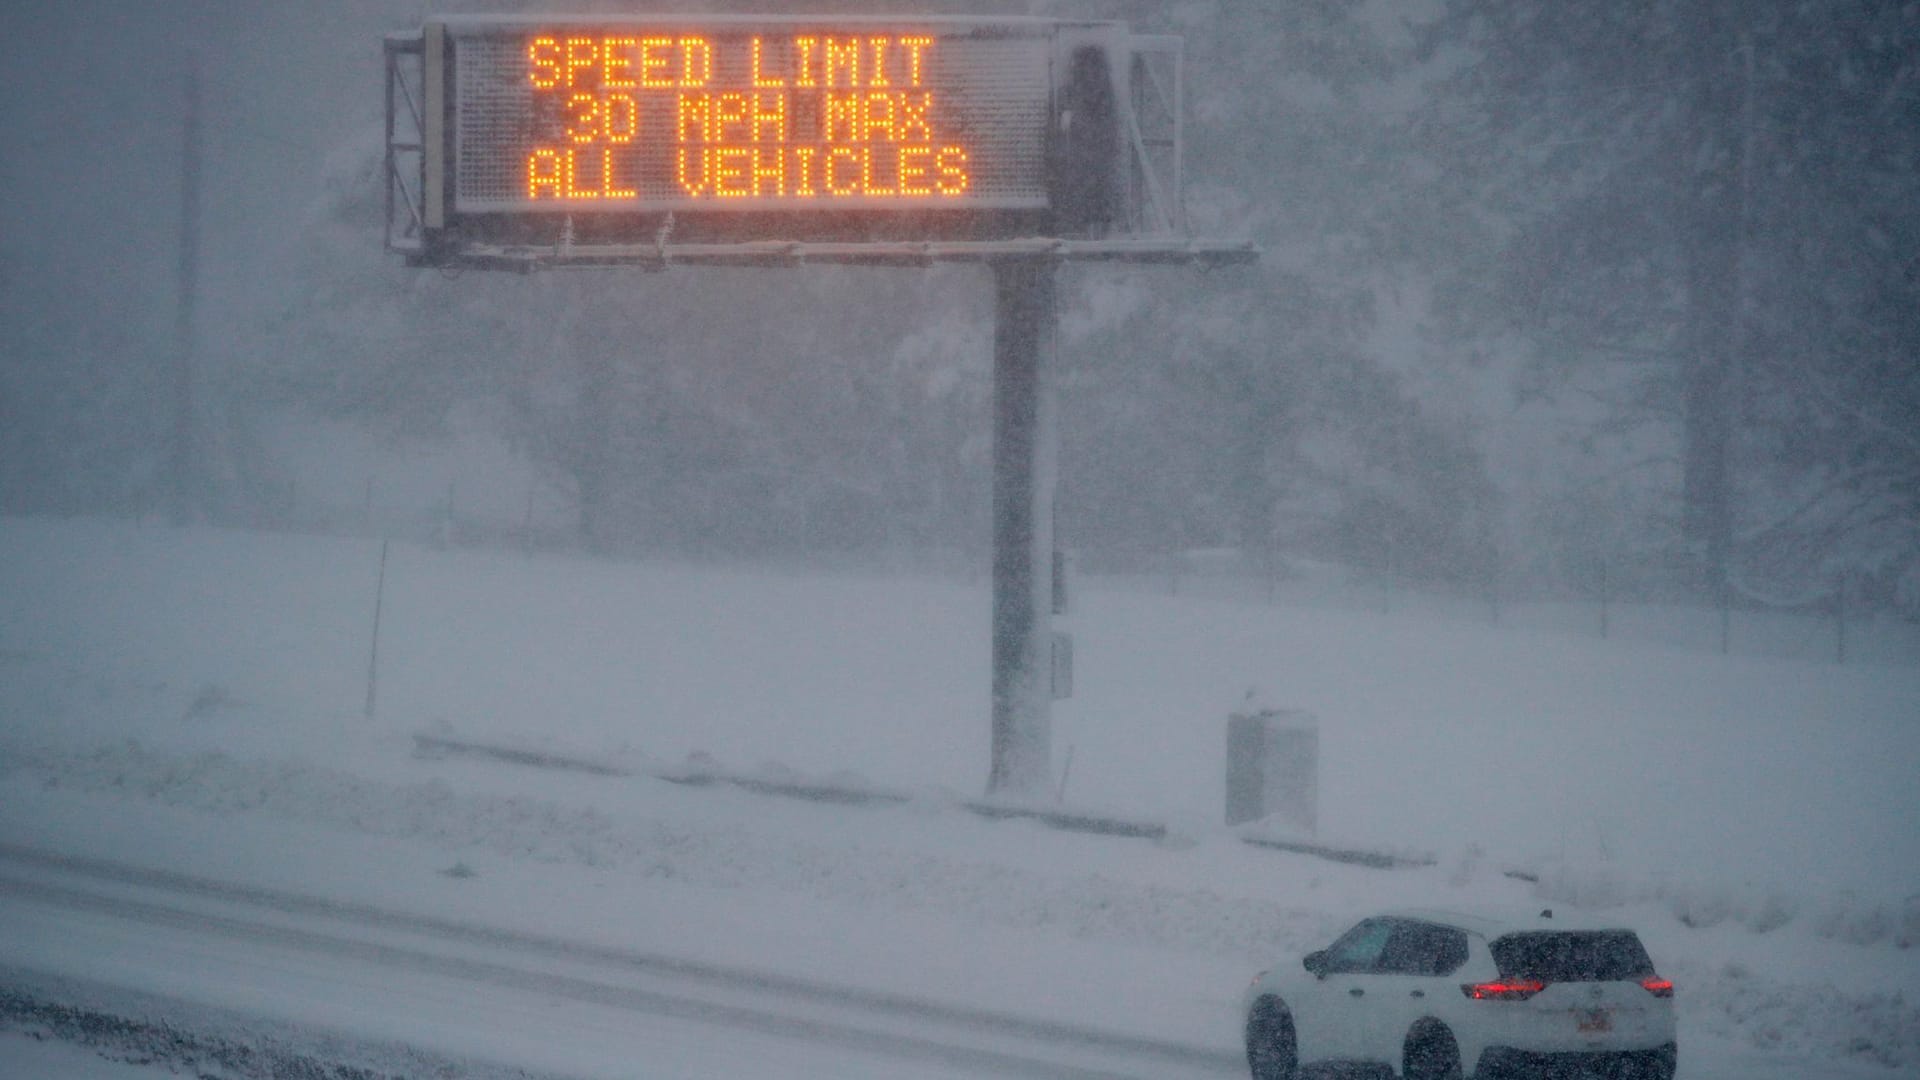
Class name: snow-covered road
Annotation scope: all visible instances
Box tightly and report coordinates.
[0,845,1235,1080]
[0,844,1902,1080]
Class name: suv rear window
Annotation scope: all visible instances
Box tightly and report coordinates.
[1489,931,1655,982]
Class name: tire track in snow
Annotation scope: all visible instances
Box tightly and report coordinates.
[0,844,1243,1080]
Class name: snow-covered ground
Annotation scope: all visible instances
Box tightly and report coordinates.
[0,515,1915,1077]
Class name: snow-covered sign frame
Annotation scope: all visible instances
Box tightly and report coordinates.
[384,16,1249,270]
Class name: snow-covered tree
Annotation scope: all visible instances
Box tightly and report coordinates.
[1418,0,1920,611]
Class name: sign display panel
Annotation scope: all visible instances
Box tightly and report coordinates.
[445,20,1052,214]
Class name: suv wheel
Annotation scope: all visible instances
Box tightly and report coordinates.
[1244,998,1296,1080]
[1403,1021,1462,1080]
[1639,1041,1678,1080]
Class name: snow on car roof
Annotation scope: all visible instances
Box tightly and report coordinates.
[1382,907,1640,938]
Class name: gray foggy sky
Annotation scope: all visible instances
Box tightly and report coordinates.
[1,2,396,342]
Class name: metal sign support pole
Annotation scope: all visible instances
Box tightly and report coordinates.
[988,258,1058,798]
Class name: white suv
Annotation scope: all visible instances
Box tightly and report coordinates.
[1242,909,1676,1080]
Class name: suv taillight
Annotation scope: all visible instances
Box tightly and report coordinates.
[1640,977,1674,998]
[1462,979,1546,1001]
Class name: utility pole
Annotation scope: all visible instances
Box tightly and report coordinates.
[1726,35,1759,599]
[169,60,204,525]
[1681,28,1746,604]
[988,258,1058,798]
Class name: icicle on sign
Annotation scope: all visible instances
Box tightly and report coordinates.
[448,23,1053,213]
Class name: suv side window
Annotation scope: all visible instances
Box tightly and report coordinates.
[1378,922,1470,976]
[1322,918,1394,973]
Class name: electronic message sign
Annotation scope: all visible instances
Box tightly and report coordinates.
[423,18,1088,229]
[457,25,1046,212]
[385,17,1236,261]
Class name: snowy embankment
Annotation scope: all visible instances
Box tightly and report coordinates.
[0,516,1916,1072]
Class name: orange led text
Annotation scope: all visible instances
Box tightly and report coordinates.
[522,32,971,202]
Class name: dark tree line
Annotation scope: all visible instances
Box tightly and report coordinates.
[1413,0,1920,608]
